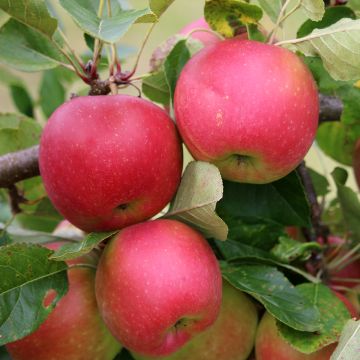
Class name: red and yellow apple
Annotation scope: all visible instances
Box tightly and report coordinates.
[95,219,222,357]
[132,280,258,360]
[6,243,121,360]
[174,39,319,184]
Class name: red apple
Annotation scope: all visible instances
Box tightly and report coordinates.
[174,39,319,184]
[132,280,258,360]
[39,95,183,232]
[353,139,360,190]
[6,242,121,360]
[95,219,222,357]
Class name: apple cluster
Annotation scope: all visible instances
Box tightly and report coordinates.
[6,19,326,360]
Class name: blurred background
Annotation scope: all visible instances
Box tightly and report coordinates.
[0,0,357,193]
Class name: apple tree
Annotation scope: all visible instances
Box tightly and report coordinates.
[0,0,359,359]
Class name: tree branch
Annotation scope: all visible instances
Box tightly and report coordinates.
[319,93,343,123]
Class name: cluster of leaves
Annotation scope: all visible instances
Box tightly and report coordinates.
[0,0,360,359]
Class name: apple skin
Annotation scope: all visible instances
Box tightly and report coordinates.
[6,242,121,360]
[174,39,319,184]
[132,280,258,360]
[39,95,183,232]
[95,219,222,357]
[354,139,360,190]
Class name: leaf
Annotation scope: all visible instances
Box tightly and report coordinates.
[142,71,170,106]
[10,85,34,118]
[300,0,325,21]
[0,19,65,72]
[0,113,42,156]
[0,231,12,246]
[164,39,191,105]
[297,6,356,38]
[308,167,330,197]
[59,0,152,44]
[278,283,352,354]
[332,167,360,241]
[39,70,65,118]
[286,18,360,81]
[330,319,360,360]
[50,231,118,261]
[166,161,228,241]
[0,244,68,345]
[138,0,175,22]
[217,171,311,227]
[0,9,9,28]
[0,0,58,37]
[221,262,321,332]
[257,0,282,23]
[270,236,321,263]
[204,0,263,38]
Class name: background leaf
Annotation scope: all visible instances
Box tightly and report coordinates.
[300,0,325,21]
[257,0,282,23]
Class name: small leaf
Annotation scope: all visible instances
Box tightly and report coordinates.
[330,319,360,360]
[0,9,9,28]
[10,85,34,118]
[138,0,175,22]
[221,262,321,332]
[278,283,352,354]
[59,0,152,44]
[164,39,191,104]
[257,0,282,23]
[0,231,12,246]
[166,161,228,241]
[0,244,68,345]
[286,18,360,81]
[332,167,360,241]
[0,0,58,37]
[308,167,330,197]
[300,0,325,21]
[204,0,263,38]
[142,71,170,106]
[50,231,118,261]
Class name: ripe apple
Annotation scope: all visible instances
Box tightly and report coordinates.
[255,291,357,360]
[353,139,360,190]
[95,219,222,357]
[174,39,319,184]
[131,280,258,360]
[39,95,183,232]
[6,242,121,360]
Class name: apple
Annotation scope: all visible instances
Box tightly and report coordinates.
[95,219,222,357]
[131,280,258,360]
[255,291,357,360]
[6,242,121,360]
[39,95,183,232]
[174,39,319,184]
[353,139,360,190]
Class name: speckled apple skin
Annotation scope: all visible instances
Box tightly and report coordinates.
[133,280,258,360]
[95,219,222,357]
[6,243,121,360]
[39,95,183,232]
[174,39,319,184]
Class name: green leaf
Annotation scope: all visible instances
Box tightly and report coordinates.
[330,319,360,360]
[257,0,282,23]
[39,70,65,118]
[297,6,356,38]
[59,0,152,44]
[204,0,263,38]
[10,85,34,118]
[0,19,65,72]
[287,18,360,81]
[300,0,325,21]
[0,0,57,37]
[246,23,265,41]
[270,236,321,263]
[138,0,175,22]
[0,244,68,345]
[0,346,11,360]
[0,9,9,28]
[0,231,12,246]
[164,39,191,105]
[0,113,41,156]
[50,231,118,261]
[349,0,360,11]
[278,283,352,353]
[142,71,170,106]
[221,262,321,332]
[332,167,360,241]
[166,161,228,241]
[308,167,330,197]
[217,171,311,227]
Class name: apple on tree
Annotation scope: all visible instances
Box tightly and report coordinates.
[6,242,121,360]
[174,39,319,184]
[39,95,183,232]
[95,219,222,357]
[132,280,258,360]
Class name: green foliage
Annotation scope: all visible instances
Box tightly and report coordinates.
[142,71,170,106]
